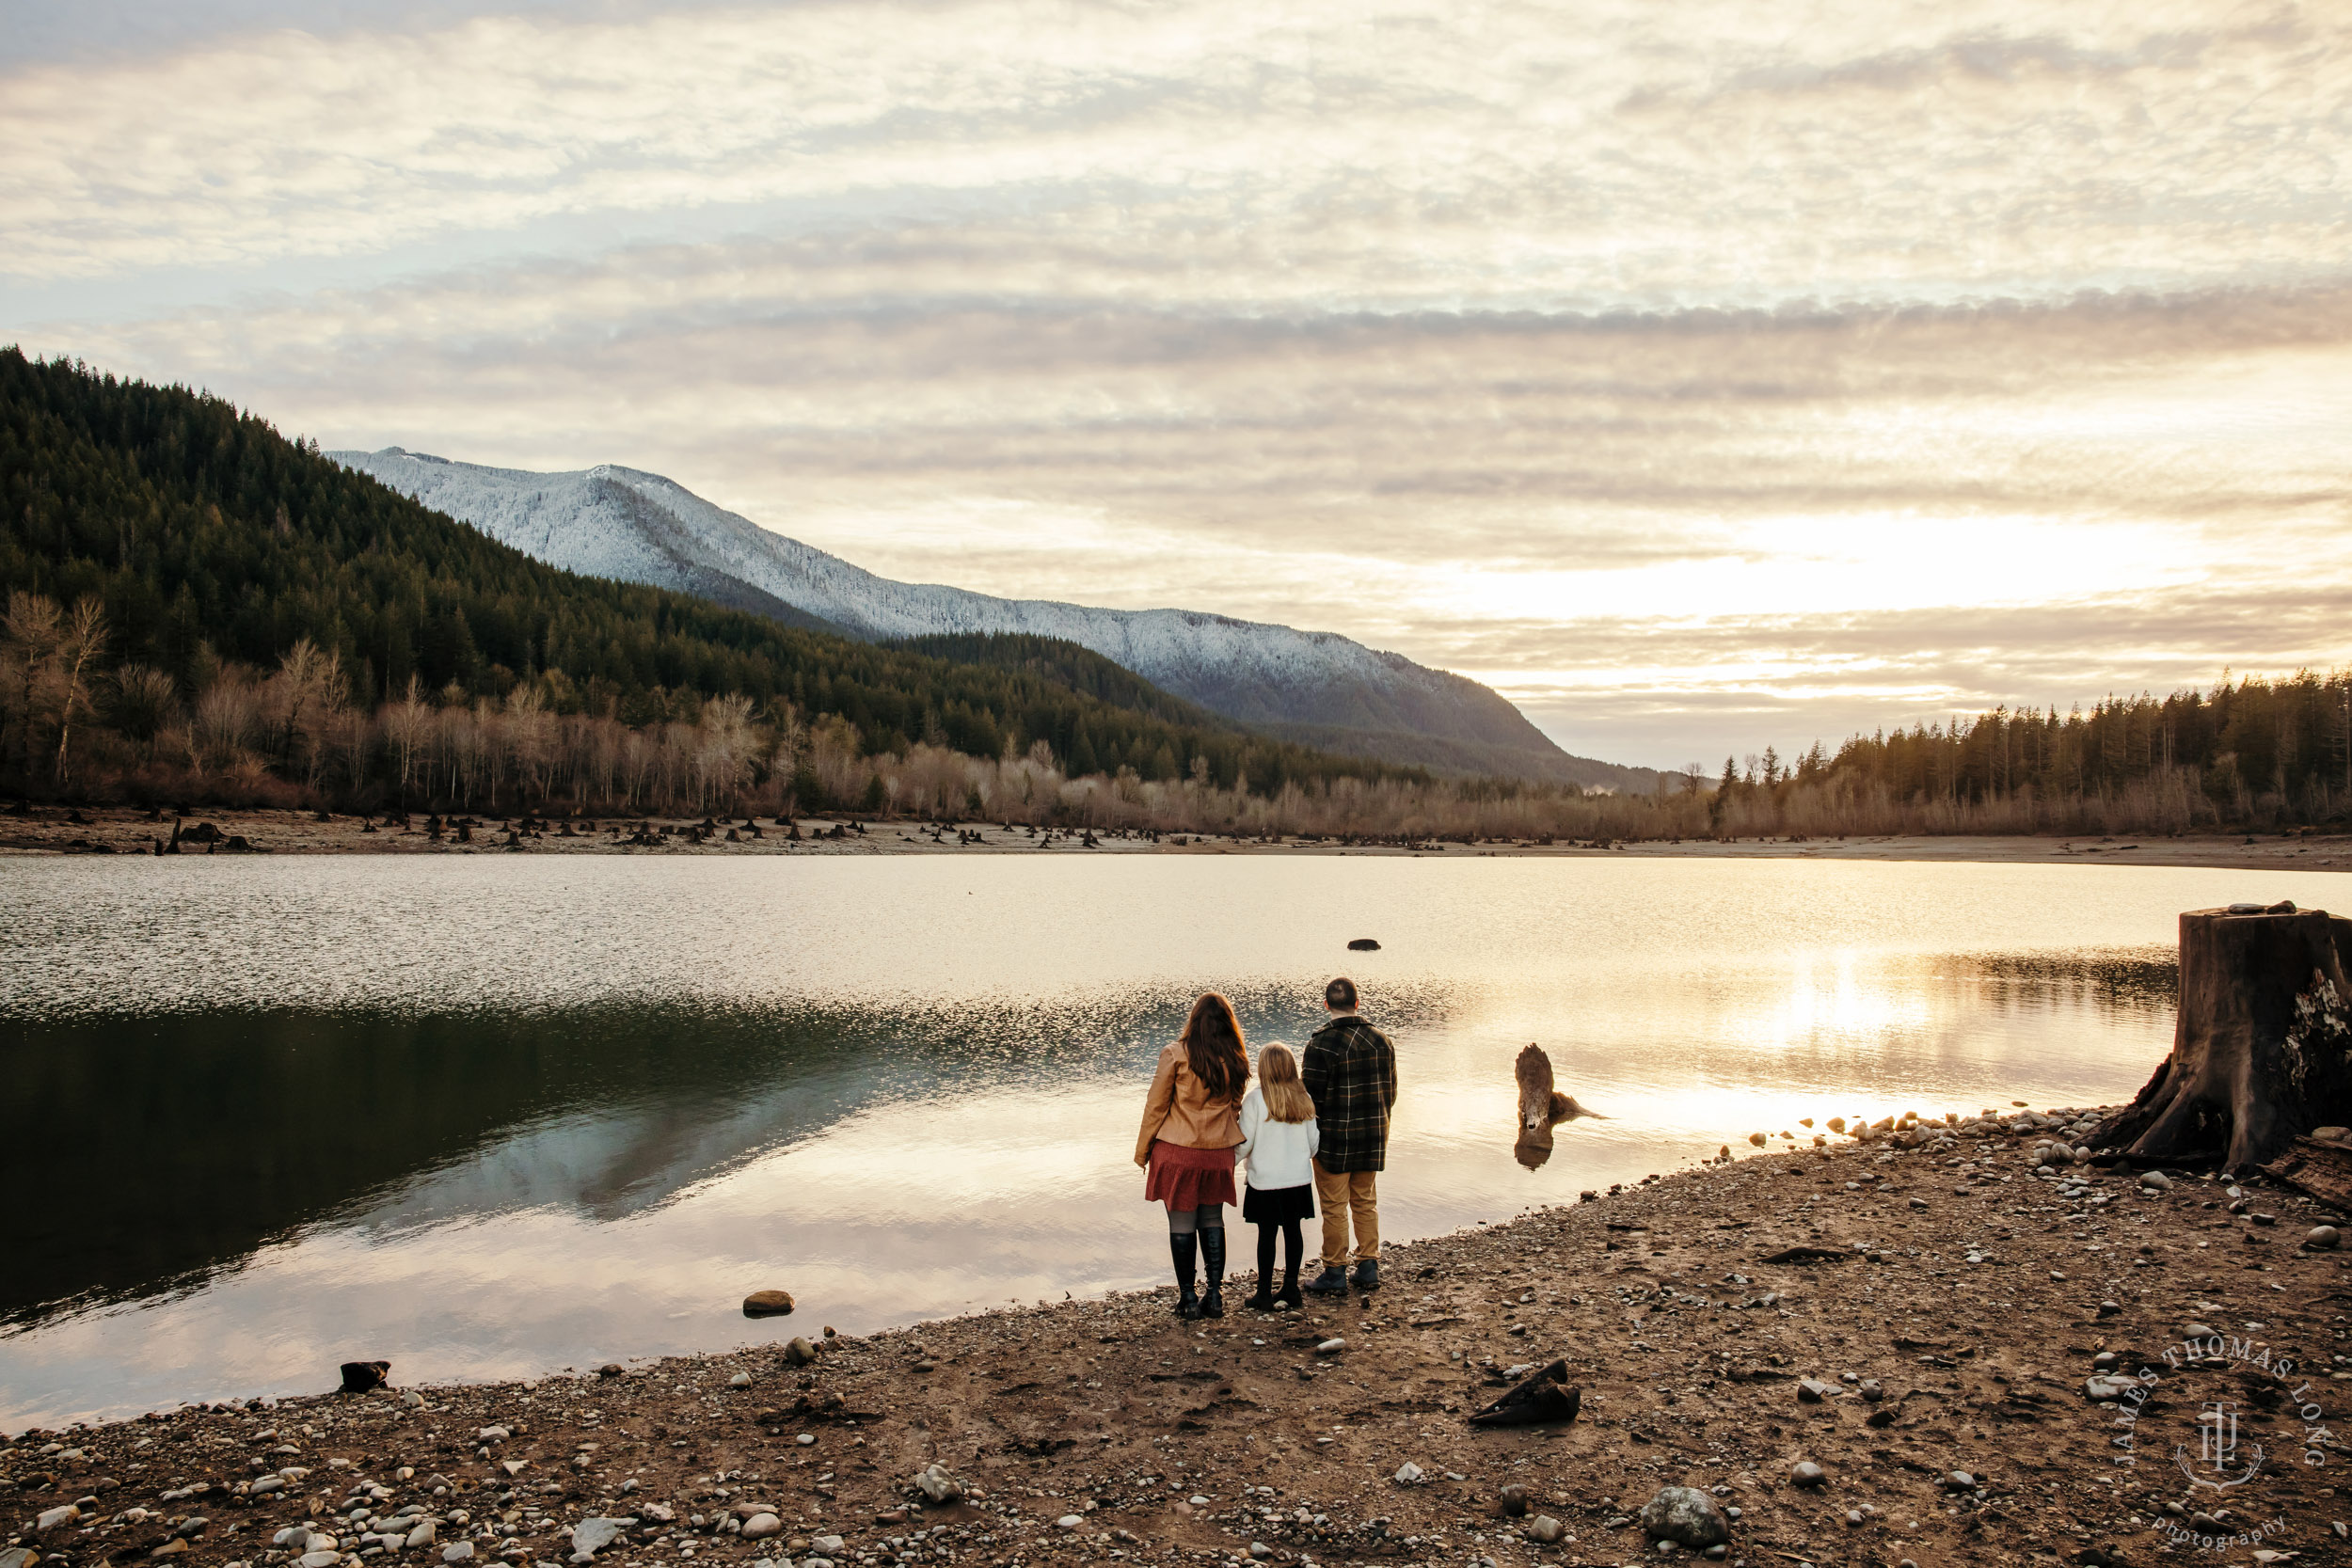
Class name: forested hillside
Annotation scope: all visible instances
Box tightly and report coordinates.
[0,351,1426,815]
[1708,679,2352,837]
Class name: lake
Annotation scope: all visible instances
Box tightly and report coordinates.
[3,853,2344,1429]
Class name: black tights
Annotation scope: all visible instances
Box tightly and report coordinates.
[1254,1218,1305,1288]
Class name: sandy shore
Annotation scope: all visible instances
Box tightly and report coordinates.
[11,1113,2350,1568]
[4,804,2348,875]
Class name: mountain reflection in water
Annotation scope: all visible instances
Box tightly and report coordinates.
[1,854,2334,1428]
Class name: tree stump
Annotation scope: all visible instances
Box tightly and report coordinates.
[2092,906,2352,1172]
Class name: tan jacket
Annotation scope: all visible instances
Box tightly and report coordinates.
[1134,1042,1245,1165]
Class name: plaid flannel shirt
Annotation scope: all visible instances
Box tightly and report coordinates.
[1300,1013,1396,1173]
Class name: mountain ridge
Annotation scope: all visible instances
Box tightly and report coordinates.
[333,447,1654,792]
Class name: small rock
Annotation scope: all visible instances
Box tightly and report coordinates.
[1796,1377,1836,1403]
[35,1506,80,1532]
[1790,1462,1825,1488]
[1638,1486,1730,1549]
[1524,1516,1564,1544]
[2085,1374,2140,1402]
[1055,1515,1082,1530]
[149,1541,189,1559]
[299,1554,342,1568]
[2308,1226,2342,1250]
[743,1515,784,1540]
[572,1520,626,1558]
[914,1465,961,1504]
[1392,1463,1423,1484]
[0,1550,36,1568]
[1908,1196,1928,1210]
[2138,1170,2171,1191]
[1248,1543,1272,1560]
[1943,1471,1977,1491]
[598,1364,624,1378]
[1747,1132,1766,1148]
[1316,1338,1346,1354]
[477,1426,511,1443]
[2097,1299,2122,1317]
[730,1371,754,1387]
[442,1546,475,1565]
[1858,1380,1883,1402]
[406,1520,438,1548]
[784,1338,820,1366]
[1497,1483,1529,1517]
[742,1291,797,1317]
[813,1536,846,1555]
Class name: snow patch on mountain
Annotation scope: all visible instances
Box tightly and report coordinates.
[333,447,1645,788]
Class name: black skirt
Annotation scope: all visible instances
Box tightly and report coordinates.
[1242,1182,1316,1223]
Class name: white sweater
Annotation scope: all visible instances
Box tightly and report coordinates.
[1235,1088,1321,1191]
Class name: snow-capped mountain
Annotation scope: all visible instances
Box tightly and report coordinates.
[332,448,1649,790]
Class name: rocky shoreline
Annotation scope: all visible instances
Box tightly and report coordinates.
[3,803,2346,874]
[10,1108,2352,1568]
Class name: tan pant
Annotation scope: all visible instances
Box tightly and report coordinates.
[1314,1160,1380,1268]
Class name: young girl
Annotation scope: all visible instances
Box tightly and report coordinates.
[1234,1041,1320,1310]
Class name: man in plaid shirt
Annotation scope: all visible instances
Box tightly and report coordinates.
[1299,975,1396,1292]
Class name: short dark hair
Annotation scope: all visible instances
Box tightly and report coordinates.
[1325,976,1358,1011]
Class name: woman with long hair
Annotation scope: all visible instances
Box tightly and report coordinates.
[1135,991,1251,1318]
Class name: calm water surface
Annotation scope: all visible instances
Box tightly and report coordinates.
[4,854,2345,1428]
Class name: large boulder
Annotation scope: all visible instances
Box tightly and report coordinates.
[1639,1486,1731,1549]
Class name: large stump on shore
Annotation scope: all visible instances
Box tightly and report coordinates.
[2093,906,2352,1172]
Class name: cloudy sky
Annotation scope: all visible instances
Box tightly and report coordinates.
[6,0,2348,768]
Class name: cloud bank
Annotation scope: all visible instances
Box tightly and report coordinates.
[6,0,2348,766]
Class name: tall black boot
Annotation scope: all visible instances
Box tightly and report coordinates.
[1245,1226,1277,1311]
[1277,1220,1304,1310]
[1199,1227,1227,1318]
[1169,1233,1200,1320]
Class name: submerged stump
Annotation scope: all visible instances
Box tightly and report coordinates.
[2093,905,2352,1173]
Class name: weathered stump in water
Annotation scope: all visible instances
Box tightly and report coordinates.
[2092,906,2352,1172]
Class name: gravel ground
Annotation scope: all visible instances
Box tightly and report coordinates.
[10,1110,2352,1568]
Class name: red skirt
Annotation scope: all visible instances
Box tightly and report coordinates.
[1144,1140,1238,1210]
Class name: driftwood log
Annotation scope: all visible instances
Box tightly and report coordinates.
[2261,1135,2352,1213]
[1468,1358,1581,1427]
[2092,906,2352,1173]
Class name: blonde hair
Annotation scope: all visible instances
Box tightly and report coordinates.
[1257,1042,1314,1124]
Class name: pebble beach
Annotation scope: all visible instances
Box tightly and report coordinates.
[11,1106,2352,1568]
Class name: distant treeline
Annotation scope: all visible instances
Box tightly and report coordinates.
[1706,675,2352,837]
[8,352,2344,840]
[0,350,1429,814]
